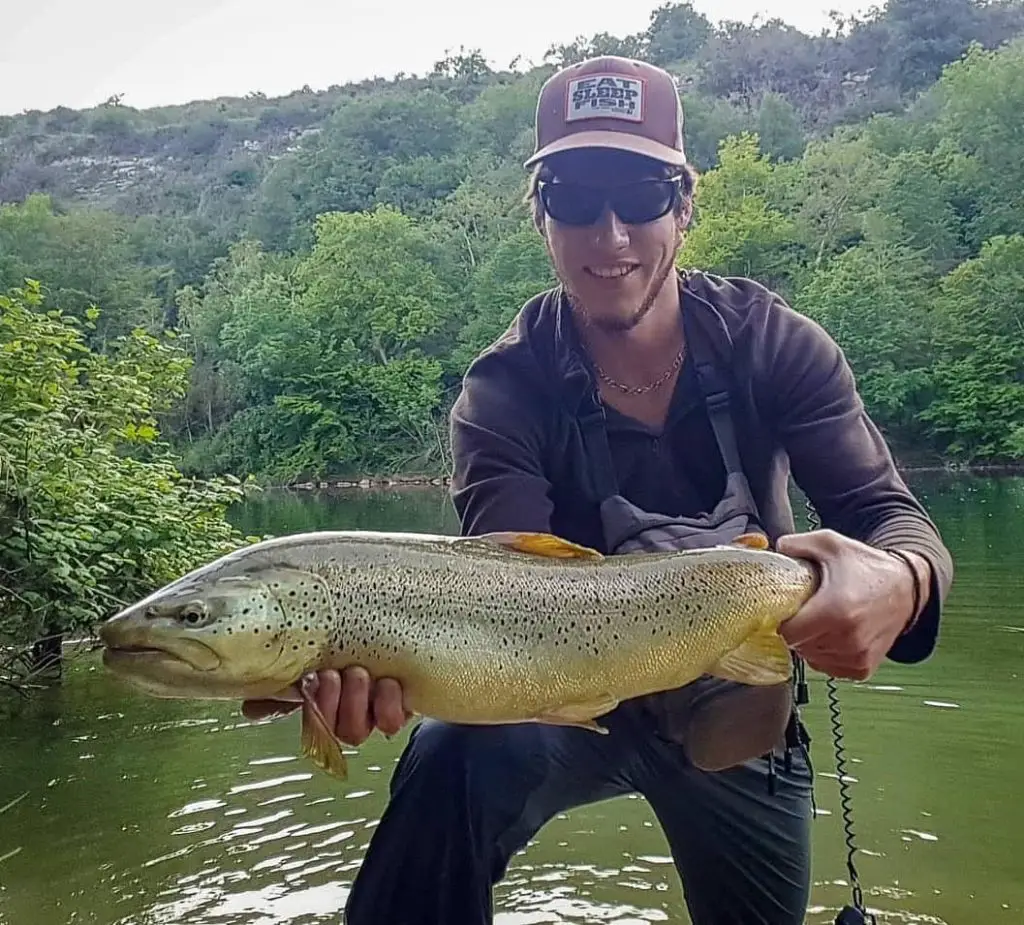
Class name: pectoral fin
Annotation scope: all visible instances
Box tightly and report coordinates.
[534,693,619,734]
[472,531,604,560]
[298,676,349,779]
[708,626,793,687]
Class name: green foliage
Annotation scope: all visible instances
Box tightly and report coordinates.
[1,0,1023,512]
[679,134,802,288]
[0,281,249,662]
[179,209,460,481]
[0,194,163,343]
[919,235,1024,460]
[452,224,555,372]
[793,240,937,430]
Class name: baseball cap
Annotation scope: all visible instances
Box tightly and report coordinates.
[524,56,687,169]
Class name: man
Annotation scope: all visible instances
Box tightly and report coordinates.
[244,56,953,924]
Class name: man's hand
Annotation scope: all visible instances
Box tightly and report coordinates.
[241,667,411,746]
[776,529,930,681]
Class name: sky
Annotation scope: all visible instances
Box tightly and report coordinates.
[0,0,874,115]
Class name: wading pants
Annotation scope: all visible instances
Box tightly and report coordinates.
[342,701,813,925]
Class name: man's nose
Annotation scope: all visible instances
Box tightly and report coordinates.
[593,206,630,249]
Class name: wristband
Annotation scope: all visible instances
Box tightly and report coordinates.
[887,549,922,634]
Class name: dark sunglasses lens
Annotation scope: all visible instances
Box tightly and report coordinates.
[541,179,679,226]
[612,180,677,224]
[540,183,605,225]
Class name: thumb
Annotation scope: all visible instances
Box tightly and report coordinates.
[776,528,843,562]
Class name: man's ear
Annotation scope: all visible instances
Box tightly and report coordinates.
[676,198,693,232]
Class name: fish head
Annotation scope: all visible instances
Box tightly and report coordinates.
[99,567,322,701]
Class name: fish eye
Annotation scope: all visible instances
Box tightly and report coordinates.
[179,603,208,627]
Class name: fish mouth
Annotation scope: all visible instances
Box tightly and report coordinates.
[101,637,222,672]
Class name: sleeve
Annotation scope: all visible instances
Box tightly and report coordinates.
[448,351,555,538]
[759,297,954,664]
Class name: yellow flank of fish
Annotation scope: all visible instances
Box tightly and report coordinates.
[98,529,818,779]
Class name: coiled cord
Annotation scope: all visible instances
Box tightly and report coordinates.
[804,498,875,924]
[826,674,867,914]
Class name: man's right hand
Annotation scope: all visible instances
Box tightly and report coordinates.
[241,667,411,746]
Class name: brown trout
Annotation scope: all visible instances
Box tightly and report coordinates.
[98,529,818,778]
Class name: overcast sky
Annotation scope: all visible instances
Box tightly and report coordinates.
[0,0,874,115]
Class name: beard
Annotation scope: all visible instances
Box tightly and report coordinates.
[564,254,676,334]
[549,229,681,335]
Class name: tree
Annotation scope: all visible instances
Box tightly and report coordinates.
[0,194,162,346]
[452,224,555,371]
[919,235,1024,460]
[645,2,713,65]
[792,239,937,435]
[0,281,249,689]
[678,134,802,289]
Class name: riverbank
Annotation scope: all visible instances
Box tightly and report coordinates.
[281,473,452,491]
[265,462,1024,492]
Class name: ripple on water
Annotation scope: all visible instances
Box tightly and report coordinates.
[228,773,313,795]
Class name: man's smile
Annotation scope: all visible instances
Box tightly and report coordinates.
[585,263,640,280]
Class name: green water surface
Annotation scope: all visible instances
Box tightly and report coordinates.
[1,474,1021,925]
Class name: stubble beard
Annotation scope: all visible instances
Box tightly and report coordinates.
[564,253,677,335]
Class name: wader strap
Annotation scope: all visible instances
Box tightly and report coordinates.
[578,402,620,502]
[692,359,746,481]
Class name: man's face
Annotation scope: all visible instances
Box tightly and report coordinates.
[538,149,688,333]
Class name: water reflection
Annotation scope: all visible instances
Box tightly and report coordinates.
[0,475,1022,925]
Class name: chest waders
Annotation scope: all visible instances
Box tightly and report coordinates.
[575,316,875,925]
[573,313,809,778]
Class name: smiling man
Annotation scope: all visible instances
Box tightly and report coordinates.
[244,55,954,924]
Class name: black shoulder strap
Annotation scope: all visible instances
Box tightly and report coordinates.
[681,293,746,480]
[692,358,745,479]
[578,400,620,501]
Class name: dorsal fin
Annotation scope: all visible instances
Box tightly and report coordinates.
[469,531,604,560]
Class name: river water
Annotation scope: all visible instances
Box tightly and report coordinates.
[1,473,1022,925]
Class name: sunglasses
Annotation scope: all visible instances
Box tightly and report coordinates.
[537,175,682,227]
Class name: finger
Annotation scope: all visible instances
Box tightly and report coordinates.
[779,597,834,648]
[373,678,407,736]
[337,666,373,746]
[794,643,875,682]
[776,529,843,559]
[314,669,342,739]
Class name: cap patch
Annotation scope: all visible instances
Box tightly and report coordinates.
[565,74,645,124]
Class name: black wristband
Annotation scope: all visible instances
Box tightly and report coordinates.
[887,548,922,631]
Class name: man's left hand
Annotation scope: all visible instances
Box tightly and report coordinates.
[776,529,929,681]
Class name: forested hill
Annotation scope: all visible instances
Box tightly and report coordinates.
[5,0,1024,281]
[2,0,1024,487]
